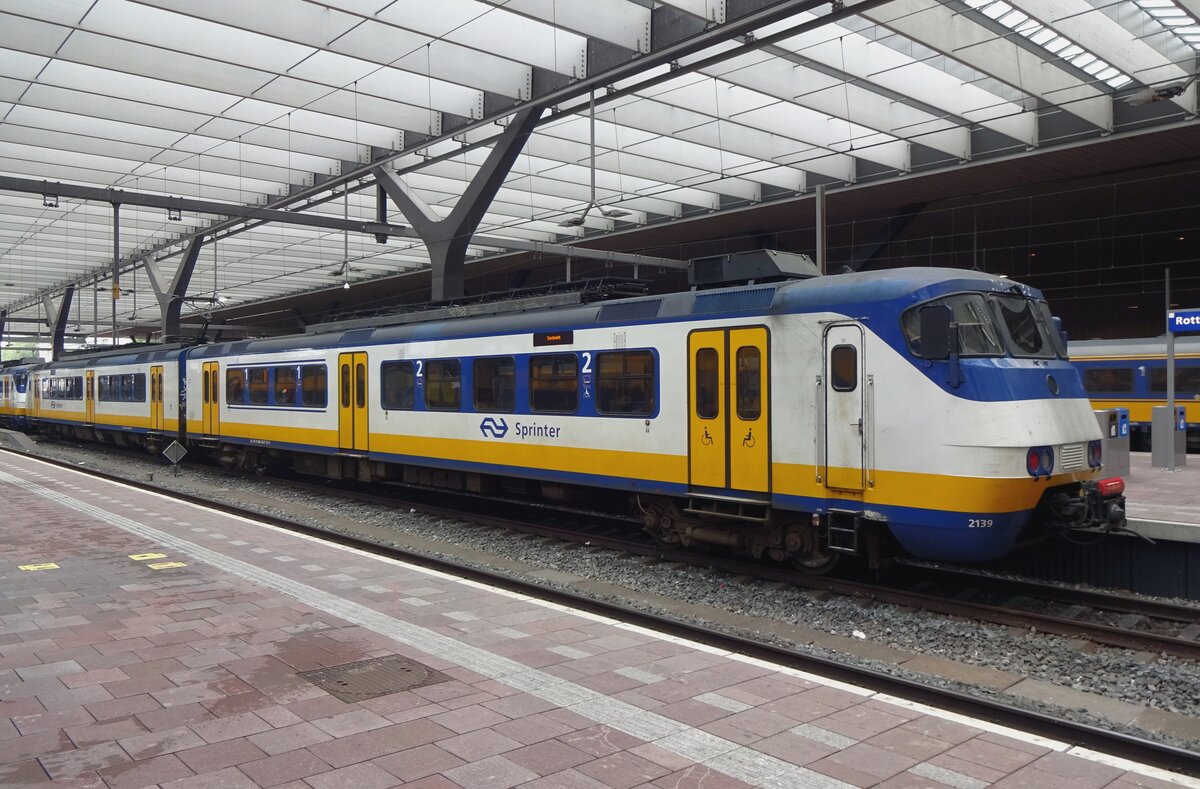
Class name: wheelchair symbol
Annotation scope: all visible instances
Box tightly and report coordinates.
[742,428,755,448]
[701,427,713,446]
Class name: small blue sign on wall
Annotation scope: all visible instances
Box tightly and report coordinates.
[1169,309,1200,332]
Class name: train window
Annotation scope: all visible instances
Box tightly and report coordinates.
[991,295,1056,358]
[202,370,210,404]
[1084,368,1133,393]
[473,357,515,413]
[902,294,1003,357]
[425,359,461,410]
[1034,300,1068,357]
[380,361,416,410]
[1149,367,1200,394]
[597,351,654,416]
[248,368,269,404]
[274,366,297,406]
[226,369,246,404]
[355,364,366,408]
[132,374,146,402]
[695,348,719,419]
[300,365,327,407]
[830,345,857,392]
[341,364,351,408]
[530,354,578,413]
[736,347,761,420]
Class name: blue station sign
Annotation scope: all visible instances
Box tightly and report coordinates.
[1169,309,1200,333]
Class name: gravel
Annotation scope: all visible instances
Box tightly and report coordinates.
[9,434,1200,749]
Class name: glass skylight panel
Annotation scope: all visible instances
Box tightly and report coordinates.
[963,0,1132,87]
[1134,0,1200,48]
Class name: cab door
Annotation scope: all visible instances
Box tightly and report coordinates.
[823,324,866,492]
[338,352,369,452]
[150,365,164,431]
[85,370,96,424]
[201,361,220,435]
[688,327,770,494]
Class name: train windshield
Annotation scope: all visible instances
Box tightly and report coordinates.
[991,295,1061,359]
[901,294,1004,357]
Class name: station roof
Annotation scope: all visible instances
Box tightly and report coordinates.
[0,0,1197,338]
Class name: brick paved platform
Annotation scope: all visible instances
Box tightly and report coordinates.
[0,451,1195,788]
[1125,452,1200,542]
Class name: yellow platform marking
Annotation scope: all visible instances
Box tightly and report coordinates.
[147,561,187,570]
[19,563,59,571]
[129,553,167,561]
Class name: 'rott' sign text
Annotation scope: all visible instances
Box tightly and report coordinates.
[1169,310,1200,333]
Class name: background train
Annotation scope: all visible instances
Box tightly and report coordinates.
[2,265,1126,570]
[1070,335,1200,452]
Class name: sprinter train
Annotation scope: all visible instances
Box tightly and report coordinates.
[0,267,1126,569]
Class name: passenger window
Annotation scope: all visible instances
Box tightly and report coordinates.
[1150,367,1200,395]
[355,364,366,408]
[226,369,246,405]
[530,354,578,413]
[300,365,327,407]
[474,357,515,413]
[1083,368,1132,394]
[274,366,297,406]
[380,361,416,410]
[597,350,654,416]
[202,370,210,404]
[830,345,857,392]
[341,364,351,407]
[133,374,146,402]
[695,348,719,419]
[425,359,461,410]
[736,347,761,420]
[248,368,268,404]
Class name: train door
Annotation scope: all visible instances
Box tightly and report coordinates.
[688,327,770,493]
[201,361,220,435]
[338,352,369,452]
[823,324,866,492]
[150,365,164,431]
[85,370,96,424]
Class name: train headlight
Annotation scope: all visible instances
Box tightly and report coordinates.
[1026,445,1054,478]
[1088,439,1103,468]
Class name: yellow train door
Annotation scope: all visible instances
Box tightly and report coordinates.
[202,361,220,435]
[338,352,369,452]
[85,370,95,424]
[688,327,770,493]
[150,365,164,431]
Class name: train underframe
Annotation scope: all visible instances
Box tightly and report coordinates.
[54,433,1127,572]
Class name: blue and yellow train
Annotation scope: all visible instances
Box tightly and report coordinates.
[3,266,1126,568]
[1071,335,1200,451]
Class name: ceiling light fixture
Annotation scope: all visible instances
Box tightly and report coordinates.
[558,90,628,229]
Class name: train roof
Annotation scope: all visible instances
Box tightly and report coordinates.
[33,343,189,371]
[1069,335,1200,359]
[188,266,1025,359]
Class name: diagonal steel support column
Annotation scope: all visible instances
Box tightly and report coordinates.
[375,107,542,300]
[0,310,6,350]
[43,286,76,361]
[144,236,205,342]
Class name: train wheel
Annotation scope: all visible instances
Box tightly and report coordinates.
[640,500,683,549]
[785,521,839,575]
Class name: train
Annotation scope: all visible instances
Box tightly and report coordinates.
[1071,335,1200,452]
[0,263,1126,570]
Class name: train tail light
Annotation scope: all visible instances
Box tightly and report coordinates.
[1098,477,1125,497]
[1087,440,1102,468]
[1026,446,1054,478]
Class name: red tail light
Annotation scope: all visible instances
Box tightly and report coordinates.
[1098,477,1124,497]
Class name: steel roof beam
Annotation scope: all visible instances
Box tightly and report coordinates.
[862,0,1112,133]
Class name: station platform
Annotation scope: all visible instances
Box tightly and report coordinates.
[0,454,1193,787]
[1122,452,1200,543]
